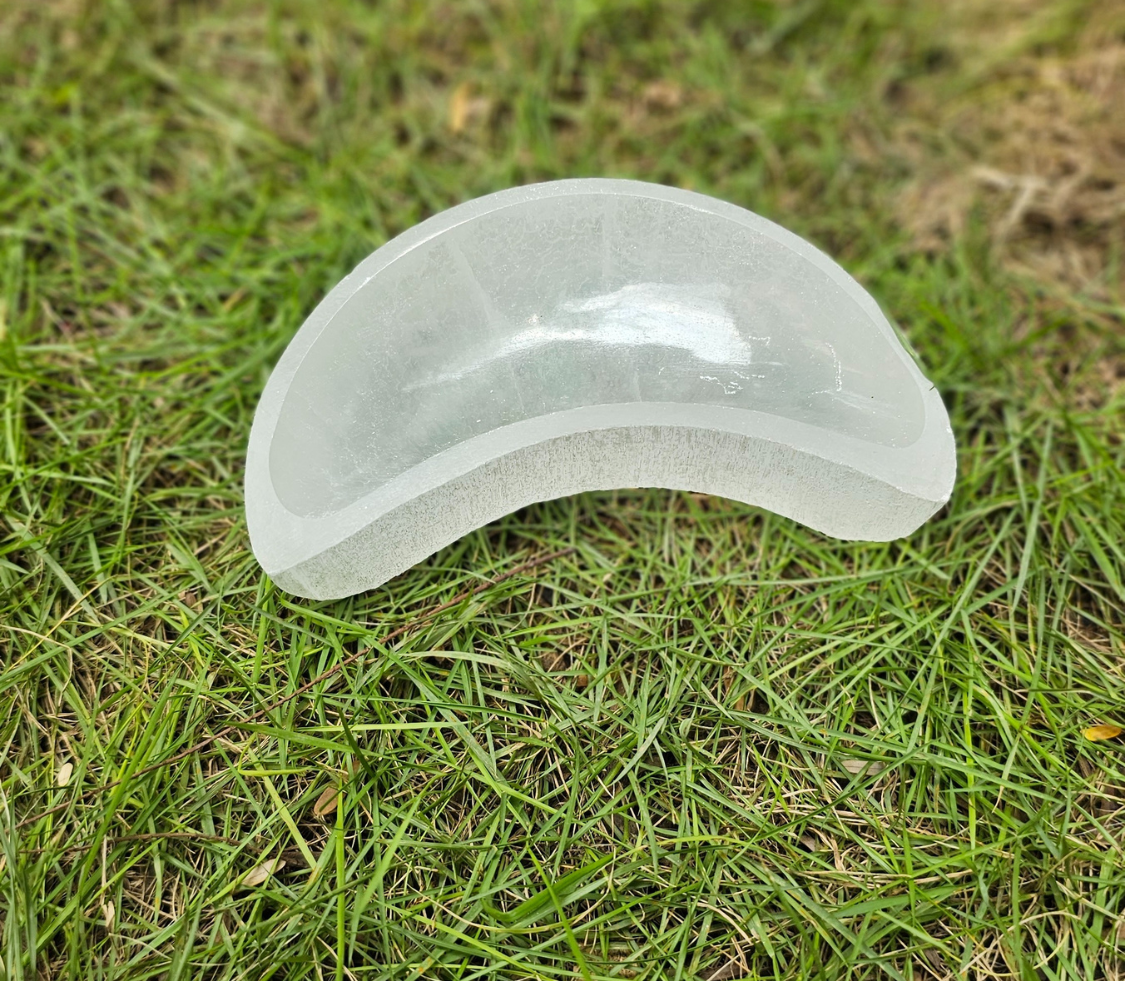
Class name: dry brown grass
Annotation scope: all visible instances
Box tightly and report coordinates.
[895,1,1125,297]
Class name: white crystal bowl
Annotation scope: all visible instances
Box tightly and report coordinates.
[246,179,955,599]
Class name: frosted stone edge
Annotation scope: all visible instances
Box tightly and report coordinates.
[269,423,950,600]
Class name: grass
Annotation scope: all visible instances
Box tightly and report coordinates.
[1,0,1124,978]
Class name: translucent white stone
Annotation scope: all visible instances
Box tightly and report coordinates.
[246,179,955,599]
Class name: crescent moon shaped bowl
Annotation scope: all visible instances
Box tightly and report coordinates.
[246,179,955,599]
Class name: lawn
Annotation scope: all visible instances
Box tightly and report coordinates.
[2,1,1124,978]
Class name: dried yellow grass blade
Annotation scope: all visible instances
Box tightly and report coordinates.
[1083,725,1122,742]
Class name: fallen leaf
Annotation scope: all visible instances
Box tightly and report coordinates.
[313,785,340,819]
[923,948,946,973]
[56,761,73,787]
[642,79,684,111]
[240,857,286,889]
[448,82,471,133]
[1083,724,1123,742]
[447,82,491,134]
[704,958,745,981]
